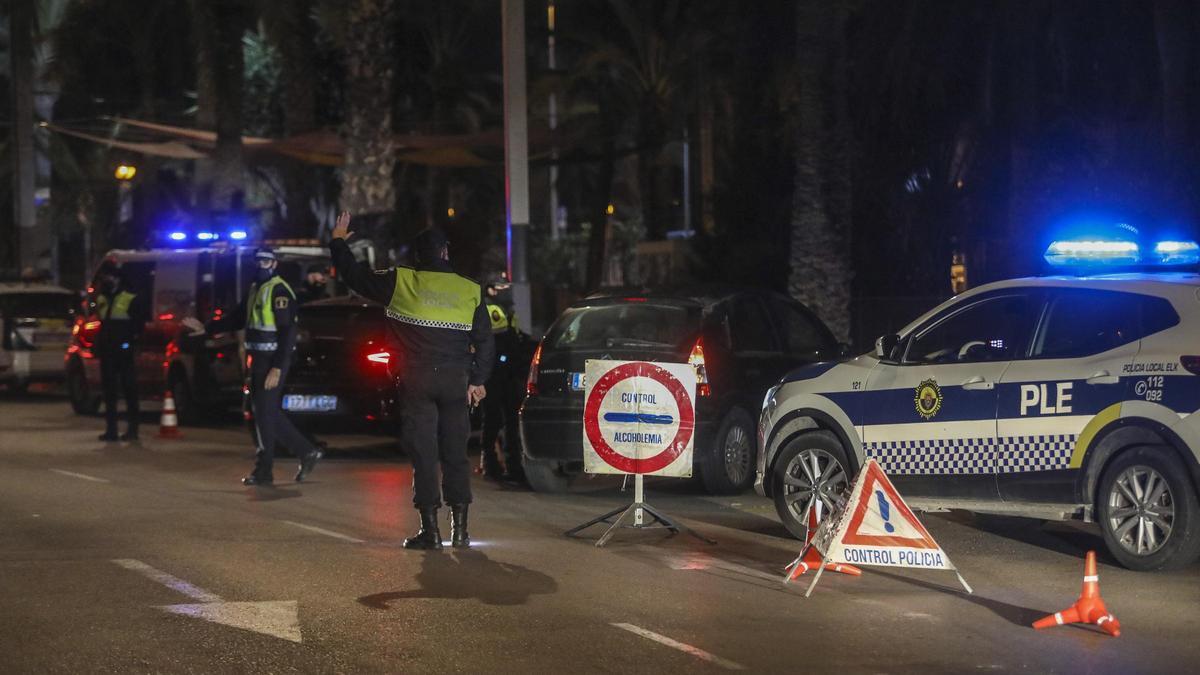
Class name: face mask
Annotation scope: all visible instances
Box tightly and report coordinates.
[256,266,275,282]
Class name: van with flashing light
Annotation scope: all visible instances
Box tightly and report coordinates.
[1,282,79,392]
[66,240,340,420]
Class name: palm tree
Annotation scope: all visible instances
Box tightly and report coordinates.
[787,0,853,341]
[259,0,319,234]
[191,0,251,213]
[573,0,715,239]
[335,0,398,237]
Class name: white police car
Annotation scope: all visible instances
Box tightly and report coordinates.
[757,236,1200,570]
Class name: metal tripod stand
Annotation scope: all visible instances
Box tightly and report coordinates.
[564,474,716,547]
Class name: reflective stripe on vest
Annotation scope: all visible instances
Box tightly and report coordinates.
[486,303,511,333]
[97,291,136,321]
[246,276,295,333]
[386,267,479,331]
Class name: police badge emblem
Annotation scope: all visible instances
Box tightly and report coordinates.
[914,378,943,420]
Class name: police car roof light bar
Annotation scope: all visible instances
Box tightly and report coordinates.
[1044,239,1139,267]
[1153,240,1200,266]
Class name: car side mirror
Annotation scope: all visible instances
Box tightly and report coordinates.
[875,334,900,361]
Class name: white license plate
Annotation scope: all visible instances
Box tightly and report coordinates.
[283,394,338,412]
[569,372,586,391]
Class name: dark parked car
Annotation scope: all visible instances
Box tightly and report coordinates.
[274,296,399,427]
[519,287,843,494]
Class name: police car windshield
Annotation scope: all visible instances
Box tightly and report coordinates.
[547,304,700,351]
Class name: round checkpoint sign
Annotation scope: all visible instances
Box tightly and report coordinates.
[583,361,695,474]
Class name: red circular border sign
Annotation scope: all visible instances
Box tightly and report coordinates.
[584,362,695,474]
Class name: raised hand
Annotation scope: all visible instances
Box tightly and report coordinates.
[331,211,354,241]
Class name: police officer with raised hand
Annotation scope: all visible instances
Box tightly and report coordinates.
[183,248,322,486]
[94,265,150,442]
[329,212,494,550]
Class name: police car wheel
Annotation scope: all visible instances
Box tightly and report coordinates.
[1098,447,1200,571]
[524,458,574,493]
[700,408,757,495]
[771,431,852,541]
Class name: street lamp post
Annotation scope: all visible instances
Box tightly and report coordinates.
[503,0,532,333]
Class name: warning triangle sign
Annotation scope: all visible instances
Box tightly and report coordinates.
[812,460,962,574]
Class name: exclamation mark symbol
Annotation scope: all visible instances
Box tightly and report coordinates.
[875,489,895,533]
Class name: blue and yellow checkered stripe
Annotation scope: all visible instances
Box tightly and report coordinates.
[866,434,1076,475]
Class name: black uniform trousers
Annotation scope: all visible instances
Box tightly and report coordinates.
[100,348,139,436]
[248,353,317,479]
[400,365,472,508]
[481,363,520,472]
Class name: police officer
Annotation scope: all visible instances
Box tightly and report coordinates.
[479,281,524,483]
[94,265,150,442]
[183,248,322,485]
[329,212,494,550]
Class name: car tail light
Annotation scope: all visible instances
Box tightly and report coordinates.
[1181,356,1200,375]
[526,340,543,395]
[75,318,100,349]
[689,337,711,397]
[366,351,391,365]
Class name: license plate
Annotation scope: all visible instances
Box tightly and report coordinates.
[283,394,338,412]
[569,372,586,391]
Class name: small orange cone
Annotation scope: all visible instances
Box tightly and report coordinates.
[785,505,862,582]
[158,391,182,438]
[1033,551,1121,637]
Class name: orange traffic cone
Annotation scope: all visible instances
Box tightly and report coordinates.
[784,505,862,582]
[1033,551,1121,637]
[158,391,182,439]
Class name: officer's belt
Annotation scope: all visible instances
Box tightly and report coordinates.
[246,325,277,332]
[244,341,279,352]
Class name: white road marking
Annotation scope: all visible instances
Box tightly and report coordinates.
[612,623,745,671]
[159,601,302,643]
[281,520,365,543]
[49,469,109,483]
[113,559,222,602]
[112,559,301,643]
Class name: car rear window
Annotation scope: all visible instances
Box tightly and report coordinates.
[300,304,384,338]
[546,303,701,350]
[0,292,77,320]
[1033,289,1180,359]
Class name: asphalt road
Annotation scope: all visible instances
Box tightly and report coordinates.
[2,391,1198,674]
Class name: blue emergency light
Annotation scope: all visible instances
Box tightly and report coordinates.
[229,230,248,241]
[1044,236,1200,268]
[196,231,217,241]
[168,231,187,242]
[1154,240,1200,265]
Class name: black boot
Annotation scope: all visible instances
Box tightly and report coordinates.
[295,449,322,482]
[450,503,470,548]
[403,507,443,550]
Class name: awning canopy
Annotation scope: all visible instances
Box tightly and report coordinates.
[46,117,568,168]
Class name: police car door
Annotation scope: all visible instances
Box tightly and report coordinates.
[863,291,1044,499]
[995,288,1140,503]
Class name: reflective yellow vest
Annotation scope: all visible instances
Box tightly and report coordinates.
[386,268,480,331]
[486,303,514,333]
[246,276,296,332]
[97,291,136,320]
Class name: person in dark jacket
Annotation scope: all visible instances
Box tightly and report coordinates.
[329,212,494,550]
[94,265,150,442]
[183,248,322,485]
[478,280,524,483]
